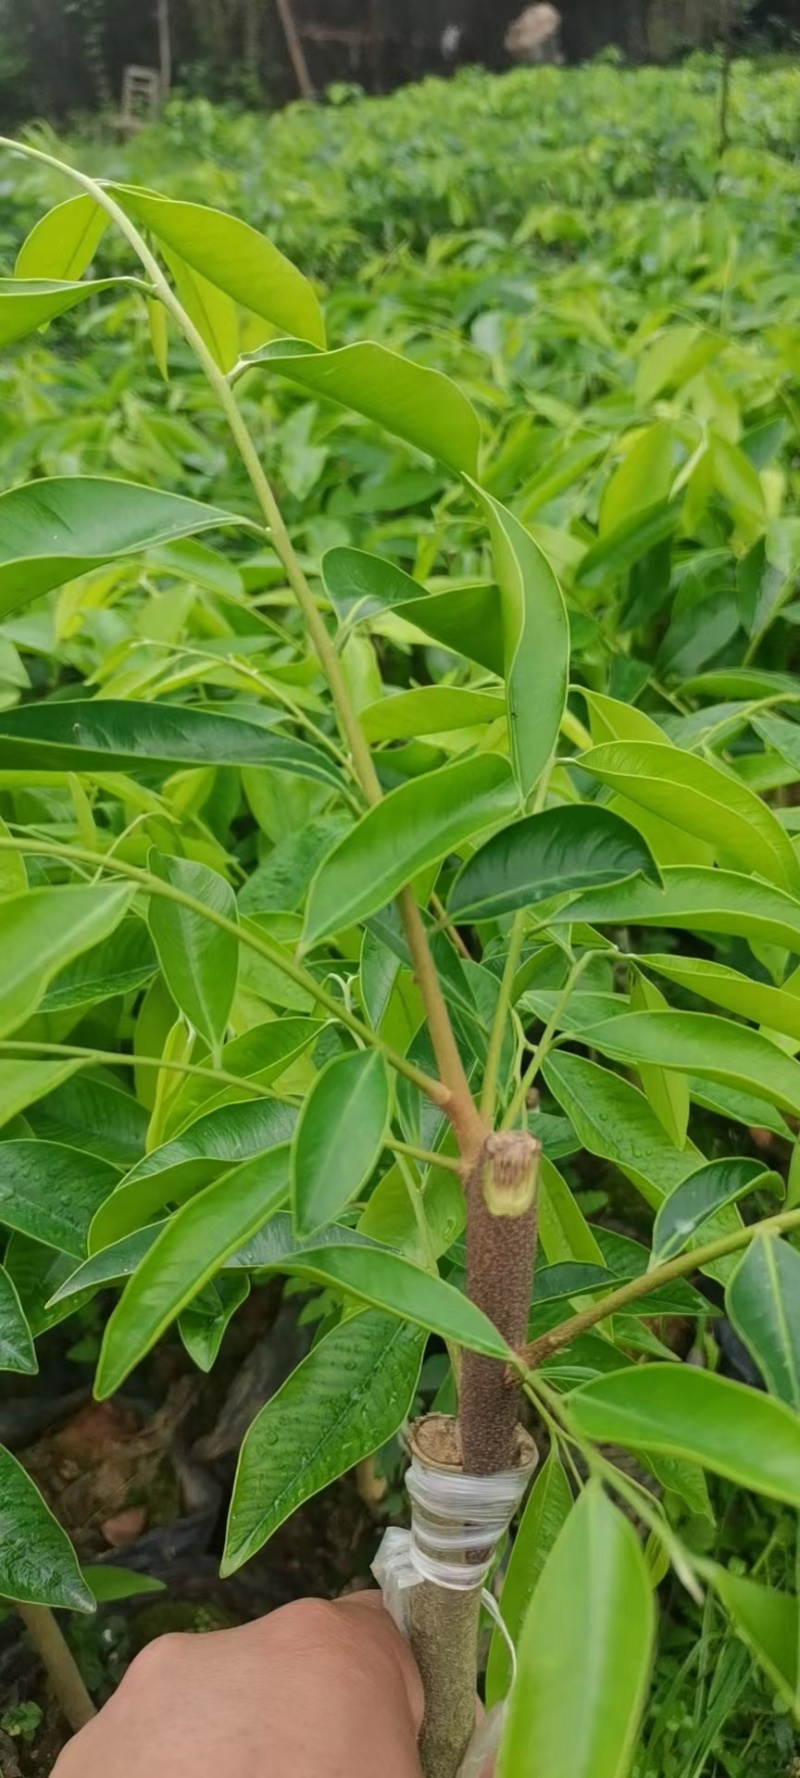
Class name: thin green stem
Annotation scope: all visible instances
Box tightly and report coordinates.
[0,1039,276,1099]
[521,1204,800,1369]
[502,950,597,1130]
[389,1139,463,1177]
[0,835,445,1104]
[480,909,526,1122]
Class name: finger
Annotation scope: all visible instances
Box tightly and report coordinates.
[335,1589,425,1733]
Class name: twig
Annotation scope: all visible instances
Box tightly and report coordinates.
[16,1604,95,1732]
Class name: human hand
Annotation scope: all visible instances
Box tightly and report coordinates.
[52,1592,424,1778]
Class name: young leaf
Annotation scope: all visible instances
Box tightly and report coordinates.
[0,1142,117,1257]
[322,547,421,621]
[179,1273,250,1372]
[709,1567,799,1715]
[396,583,505,675]
[0,699,340,787]
[486,1450,574,1706]
[82,1564,166,1603]
[571,1365,800,1505]
[580,1010,800,1119]
[468,483,569,794]
[641,952,800,1043]
[161,1017,319,1131]
[726,1235,800,1409]
[0,277,127,350]
[652,1158,782,1262]
[0,1265,37,1374]
[556,866,800,954]
[0,476,247,619]
[449,804,659,921]
[360,686,505,743]
[0,883,131,1036]
[0,1444,94,1611]
[95,1147,291,1398]
[578,742,800,894]
[238,338,481,475]
[15,194,108,279]
[89,1097,298,1253]
[292,1049,388,1237]
[112,186,326,347]
[147,853,238,1055]
[304,754,517,944]
[223,1311,424,1572]
[498,1482,655,1778]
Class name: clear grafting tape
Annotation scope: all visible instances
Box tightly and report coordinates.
[372,1442,538,1773]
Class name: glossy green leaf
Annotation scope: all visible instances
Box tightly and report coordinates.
[278,1239,510,1356]
[498,1482,654,1778]
[571,1365,800,1504]
[0,1444,93,1611]
[450,804,659,921]
[556,866,800,954]
[239,338,480,475]
[538,1156,606,1266]
[727,1235,800,1409]
[642,952,800,1043]
[709,1567,799,1715]
[29,1073,148,1167]
[0,700,340,787]
[395,583,505,675]
[0,1265,37,1374]
[753,713,800,777]
[629,967,689,1148]
[94,1146,291,1398]
[48,1225,163,1308]
[486,1450,573,1706]
[160,245,239,372]
[162,1017,320,1131]
[15,195,108,279]
[653,1158,781,1262]
[304,754,517,944]
[82,1564,166,1603]
[0,1060,83,1131]
[580,1009,800,1119]
[469,483,569,793]
[0,476,247,619]
[360,686,505,743]
[223,1311,423,1572]
[292,1048,388,1237]
[0,1141,117,1257]
[112,185,326,347]
[179,1272,250,1371]
[0,276,127,350]
[89,1097,297,1253]
[578,742,800,894]
[40,918,157,1014]
[147,853,238,1055]
[543,1052,701,1208]
[322,546,422,621]
[0,883,131,1036]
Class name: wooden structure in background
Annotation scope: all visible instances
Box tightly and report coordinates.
[118,64,162,132]
[277,0,385,96]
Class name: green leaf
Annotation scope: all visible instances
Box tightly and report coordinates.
[0,883,131,1037]
[709,1567,799,1715]
[652,1159,782,1262]
[449,804,659,922]
[0,476,247,619]
[239,338,480,475]
[753,713,800,777]
[360,686,505,743]
[543,1052,701,1208]
[641,952,800,1044]
[600,423,674,537]
[726,1235,800,1409]
[147,853,238,1055]
[89,1097,297,1253]
[486,1451,573,1707]
[576,500,680,587]
[48,1225,163,1309]
[0,699,340,787]
[161,1017,319,1131]
[82,1564,166,1603]
[292,1049,388,1237]
[0,1265,37,1374]
[498,1482,654,1778]
[0,815,26,899]
[469,484,569,794]
[629,967,689,1148]
[112,185,326,347]
[578,742,800,894]
[556,866,800,955]
[571,1365,800,1504]
[396,583,505,675]
[0,1445,93,1611]
[0,1142,117,1257]
[0,276,128,349]
[160,246,239,372]
[277,1238,510,1356]
[322,547,421,621]
[94,1146,291,1398]
[303,754,517,945]
[0,1060,84,1131]
[179,1272,250,1372]
[223,1311,423,1573]
[40,918,157,1014]
[580,1009,800,1120]
[15,195,108,279]
[539,1156,606,1266]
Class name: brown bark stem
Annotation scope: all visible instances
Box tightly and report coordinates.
[16,1604,95,1732]
[460,1134,540,1474]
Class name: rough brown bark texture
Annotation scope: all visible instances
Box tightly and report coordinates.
[459,1133,540,1475]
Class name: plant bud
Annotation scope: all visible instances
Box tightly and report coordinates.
[480,1130,540,1217]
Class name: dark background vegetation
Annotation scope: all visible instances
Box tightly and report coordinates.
[0,0,798,123]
